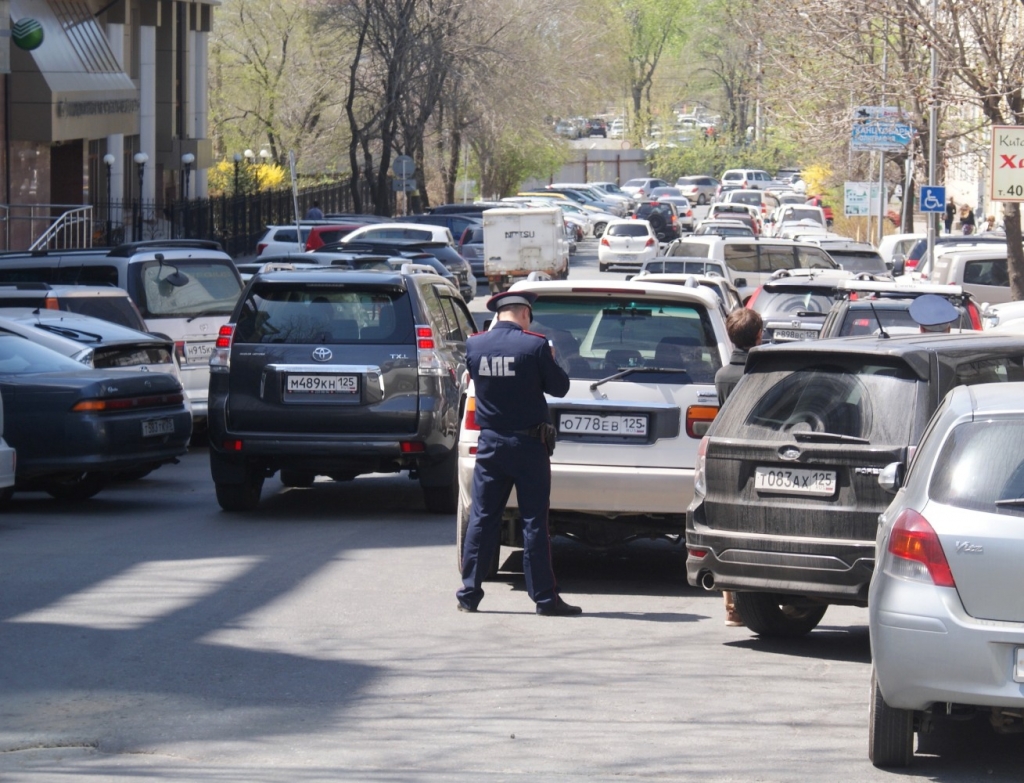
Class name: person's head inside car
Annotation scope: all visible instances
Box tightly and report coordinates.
[726,307,763,350]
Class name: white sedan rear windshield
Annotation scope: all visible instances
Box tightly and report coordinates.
[528,296,722,382]
[607,224,651,238]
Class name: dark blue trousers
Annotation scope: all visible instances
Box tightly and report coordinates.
[457,430,558,609]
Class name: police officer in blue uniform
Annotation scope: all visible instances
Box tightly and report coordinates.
[457,290,581,616]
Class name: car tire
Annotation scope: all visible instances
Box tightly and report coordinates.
[593,222,607,238]
[0,486,14,506]
[44,472,108,502]
[456,495,499,579]
[869,667,915,768]
[215,476,264,512]
[733,592,827,637]
[422,443,459,515]
[599,262,608,273]
[280,470,315,488]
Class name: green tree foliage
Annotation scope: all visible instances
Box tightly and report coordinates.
[648,138,799,182]
[473,129,571,199]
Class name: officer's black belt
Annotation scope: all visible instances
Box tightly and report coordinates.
[483,426,544,438]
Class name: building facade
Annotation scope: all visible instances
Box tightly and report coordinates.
[0,0,213,249]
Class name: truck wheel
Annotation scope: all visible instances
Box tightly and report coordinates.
[456,497,499,579]
[215,476,264,511]
[734,592,827,637]
[869,667,915,767]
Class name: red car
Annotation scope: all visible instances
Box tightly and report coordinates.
[304,224,361,252]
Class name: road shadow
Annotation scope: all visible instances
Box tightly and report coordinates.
[724,624,871,664]
[895,713,1024,779]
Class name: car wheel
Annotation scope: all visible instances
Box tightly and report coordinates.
[599,262,608,273]
[215,476,264,512]
[733,592,827,637]
[422,442,459,515]
[280,470,315,488]
[44,472,108,502]
[697,194,706,205]
[456,495,499,579]
[593,222,607,237]
[0,486,14,506]
[869,667,915,768]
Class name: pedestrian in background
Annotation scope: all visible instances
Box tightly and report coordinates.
[457,291,580,616]
[944,196,956,234]
[305,201,324,220]
[960,204,976,235]
[714,307,763,627]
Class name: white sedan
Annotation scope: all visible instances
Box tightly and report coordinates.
[598,219,658,272]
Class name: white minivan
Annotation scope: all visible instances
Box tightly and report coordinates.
[0,240,244,423]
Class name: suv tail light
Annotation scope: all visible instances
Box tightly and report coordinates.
[210,323,235,373]
[966,300,982,330]
[416,324,445,376]
[745,286,762,310]
[256,243,267,256]
[885,509,955,587]
[693,436,709,498]
[44,295,60,311]
[686,405,718,438]
[465,396,480,431]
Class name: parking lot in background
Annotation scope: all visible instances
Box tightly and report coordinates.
[4,230,1024,779]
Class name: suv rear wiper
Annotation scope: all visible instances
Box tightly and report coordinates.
[33,322,103,342]
[994,498,1024,507]
[792,432,870,444]
[187,308,232,323]
[590,366,690,390]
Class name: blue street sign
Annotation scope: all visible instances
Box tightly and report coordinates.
[851,121,914,152]
[920,186,946,213]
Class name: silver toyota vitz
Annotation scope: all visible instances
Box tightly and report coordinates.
[869,381,1024,767]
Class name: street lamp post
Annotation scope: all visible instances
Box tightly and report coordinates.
[181,152,195,200]
[926,0,938,267]
[103,153,115,246]
[133,152,148,242]
[233,152,242,195]
[244,149,255,194]
[259,148,271,164]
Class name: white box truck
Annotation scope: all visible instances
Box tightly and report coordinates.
[482,207,570,292]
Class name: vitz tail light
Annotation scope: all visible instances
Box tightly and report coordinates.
[886,509,956,587]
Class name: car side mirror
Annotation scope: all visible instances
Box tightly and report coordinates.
[625,274,635,281]
[734,278,747,288]
[891,257,905,277]
[878,462,905,494]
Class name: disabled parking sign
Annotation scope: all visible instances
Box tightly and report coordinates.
[920,186,946,213]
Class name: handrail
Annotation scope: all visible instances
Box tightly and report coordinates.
[29,206,94,251]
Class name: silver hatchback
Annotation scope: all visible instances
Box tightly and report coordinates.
[869,381,1024,767]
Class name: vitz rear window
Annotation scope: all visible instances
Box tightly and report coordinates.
[930,420,1024,514]
[234,285,414,344]
[528,296,722,382]
[607,224,650,238]
[715,360,918,444]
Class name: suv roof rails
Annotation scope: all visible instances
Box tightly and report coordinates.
[838,279,963,296]
[107,239,224,257]
[0,282,52,290]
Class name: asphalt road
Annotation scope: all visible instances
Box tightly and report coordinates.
[3,244,1024,781]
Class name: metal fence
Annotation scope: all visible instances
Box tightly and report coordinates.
[33,179,392,258]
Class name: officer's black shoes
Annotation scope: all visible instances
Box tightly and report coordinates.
[457,602,478,613]
[536,597,583,616]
